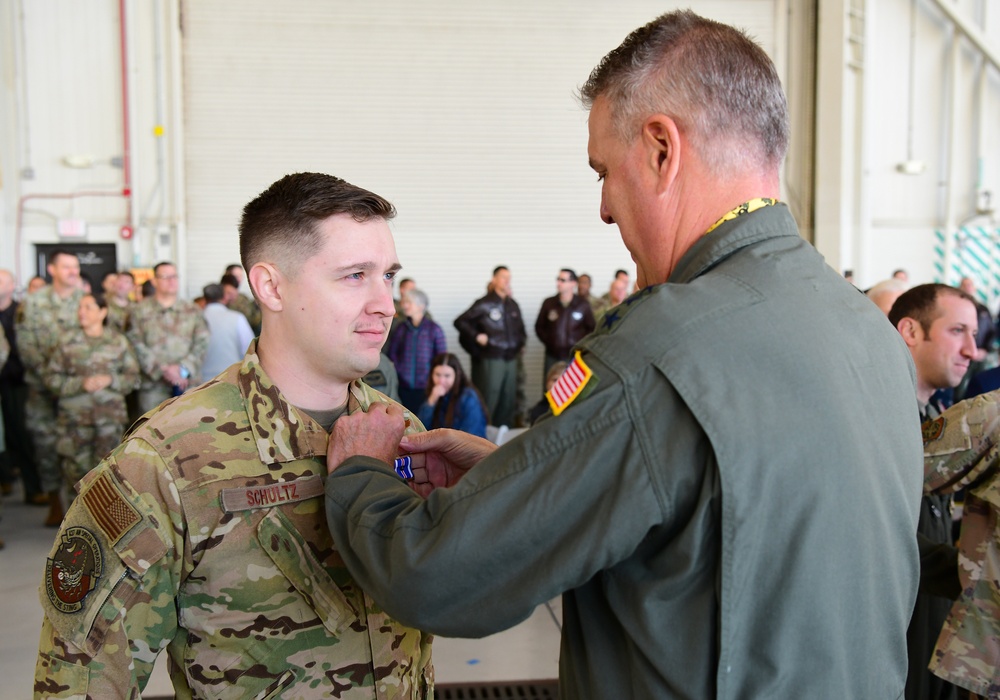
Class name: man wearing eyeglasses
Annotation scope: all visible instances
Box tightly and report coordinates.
[534,268,595,382]
[126,261,210,415]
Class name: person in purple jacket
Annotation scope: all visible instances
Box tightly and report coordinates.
[386,288,447,412]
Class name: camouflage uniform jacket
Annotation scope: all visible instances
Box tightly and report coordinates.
[923,392,1000,698]
[35,340,434,699]
[230,293,261,333]
[126,296,210,388]
[42,329,140,428]
[105,300,132,334]
[15,286,84,387]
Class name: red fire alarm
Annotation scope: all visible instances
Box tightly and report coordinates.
[120,225,134,240]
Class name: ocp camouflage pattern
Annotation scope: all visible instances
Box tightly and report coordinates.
[923,391,1000,698]
[43,328,140,495]
[35,340,433,698]
[125,296,209,413]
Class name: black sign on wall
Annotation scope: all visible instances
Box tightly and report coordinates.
[35,243,118,293]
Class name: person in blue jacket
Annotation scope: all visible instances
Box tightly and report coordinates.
[416,353,488,437]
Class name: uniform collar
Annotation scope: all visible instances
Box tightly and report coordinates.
[236,339,387,464]
[669,202,797,285]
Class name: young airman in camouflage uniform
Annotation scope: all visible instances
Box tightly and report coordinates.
[126,262,210,415]
[35,173,434,698]
[923,393,1000,698]
[16,250,84,523]
[43,298,139,500]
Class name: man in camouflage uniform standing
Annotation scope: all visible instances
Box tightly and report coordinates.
[922,394,1000,699]
[16,250,84,526]
[126,261,209,415]
[105,269,135,333]
[34,172,434,698]
[224,263,261,333]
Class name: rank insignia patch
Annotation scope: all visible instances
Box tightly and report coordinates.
[546,351,593,416]
[45,527,103,613]
[922,416,945,444]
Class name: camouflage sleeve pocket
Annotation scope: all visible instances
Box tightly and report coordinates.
[34,652,90,698]
[258,508,359,634]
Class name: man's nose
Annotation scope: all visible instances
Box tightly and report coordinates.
[600,193,614,225]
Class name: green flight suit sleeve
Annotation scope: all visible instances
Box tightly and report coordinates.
[326,357,703,637]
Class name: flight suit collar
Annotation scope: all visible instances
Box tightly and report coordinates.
[669,202,798,285]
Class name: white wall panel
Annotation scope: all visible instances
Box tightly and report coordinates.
[180,0,781,404]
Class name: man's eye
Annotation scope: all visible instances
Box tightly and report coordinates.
[347,272,363,280]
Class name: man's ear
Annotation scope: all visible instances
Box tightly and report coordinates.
[896,317,922,348]
[642,114,681,194]
[249,262,283,312]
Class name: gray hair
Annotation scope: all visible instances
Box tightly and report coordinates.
[403,288,428,310]
[579,10,789,174]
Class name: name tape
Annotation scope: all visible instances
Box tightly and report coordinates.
[220,475,324,513]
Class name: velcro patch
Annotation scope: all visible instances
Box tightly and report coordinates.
[922,416,946,445]
[81,471,141,546]
[221,475,324,513]
[45,527,103,613]
[546,351,593,416]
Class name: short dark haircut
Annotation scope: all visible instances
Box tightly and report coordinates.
[888,283,976,334]
[203,283,225,304]
[153,261,175,276]
[492,266,509,276]
[614,269,628,279]
[225,264,243,275]
[560,268,578,282]
[220,273,240,289]
[102,271,117,284]
[118,270,135,281]
[239,172,395,284]
[47,249,78,266]
[580,10,788,173]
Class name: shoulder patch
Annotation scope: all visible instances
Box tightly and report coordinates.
[81,471,141,545]
[45,527,103,613]
[546,351,594,416]
[922,416,945,444]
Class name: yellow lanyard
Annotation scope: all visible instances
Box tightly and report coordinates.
[704,197,778,235]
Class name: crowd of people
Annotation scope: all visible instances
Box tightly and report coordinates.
[0,245,634,535]
[13,8,1000,700]
[0,255,260,531]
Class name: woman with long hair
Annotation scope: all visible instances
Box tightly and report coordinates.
[416,353,488,438]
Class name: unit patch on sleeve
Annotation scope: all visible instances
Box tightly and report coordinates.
[82,471,141,546]
[546,351,594,416]
[922,416,945,445]
[45,527,103,613]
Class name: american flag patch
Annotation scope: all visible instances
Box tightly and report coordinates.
[82,471,141,545]
[546,351,593,416]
